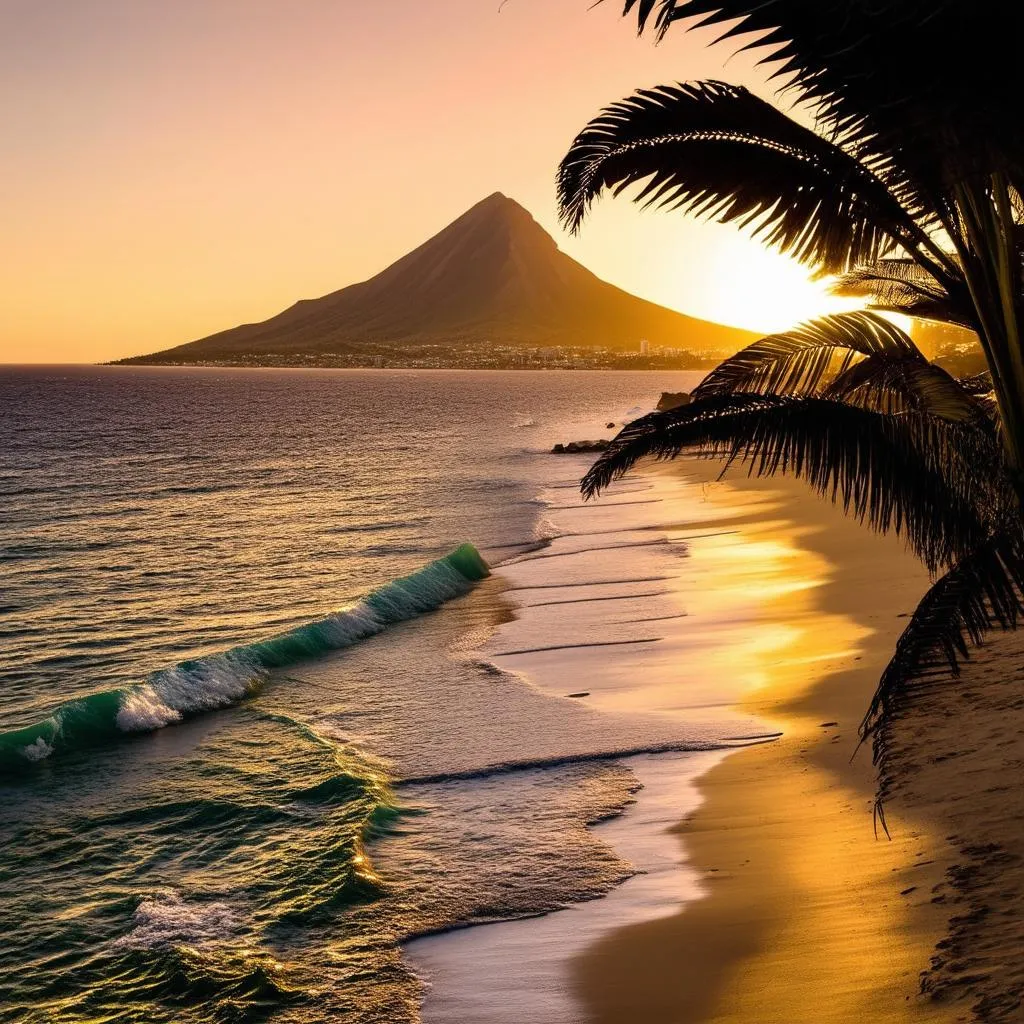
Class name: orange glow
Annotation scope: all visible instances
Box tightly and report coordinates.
[1,1,863,363]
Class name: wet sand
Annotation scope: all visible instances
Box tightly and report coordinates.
[575,459,964,1024]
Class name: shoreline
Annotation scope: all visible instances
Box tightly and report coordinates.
[405,449,979,1024]
[402,462,766,1022]
[574,460,961,1024]
[406,749,727,1024]
[404,449,971,1023]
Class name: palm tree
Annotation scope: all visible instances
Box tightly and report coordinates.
[561,3,1024,486]
[557,2,1024,775]
[580,311,1021,764]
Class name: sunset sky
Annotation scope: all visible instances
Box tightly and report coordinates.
[1,0,860,364]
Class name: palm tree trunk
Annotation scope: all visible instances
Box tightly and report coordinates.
[950,178,1024,510]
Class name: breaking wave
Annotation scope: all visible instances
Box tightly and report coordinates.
[0,544,489,773]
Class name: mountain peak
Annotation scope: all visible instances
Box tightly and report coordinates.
[126,194,758,363]
[460,191,539,231]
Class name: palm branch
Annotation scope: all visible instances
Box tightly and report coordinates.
[866,529,1024,836]
[693,311,988,424]
[602,0,1024,488]
[557,81,947,278]
[831,260,977,332]
[581,392,997,573]
[570,1,1024,776]
[616,1,1024,187]
[865,531,1024,747]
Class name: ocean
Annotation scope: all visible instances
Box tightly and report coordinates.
[0,366,736,1023]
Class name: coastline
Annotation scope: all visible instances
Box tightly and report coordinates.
[404,447,991,1024]
[406,749,727,1024]
[575,459,962,1024]
[403,460,774,1022]
[404,447,974,1023]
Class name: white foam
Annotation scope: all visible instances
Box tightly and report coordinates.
[320,602,384,645]
[402,467,772,1022]
[407,750,725,1024]
[20,736,54,762]
[116,687,182,731]
[112,889,239,950]
[116,655,260,732]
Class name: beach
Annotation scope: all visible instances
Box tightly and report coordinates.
[6,367,1020,1023]
[410,451,1010,1023]
[3,366,727,1021]
[573,460,959,1024]
[881,627,1024,1020]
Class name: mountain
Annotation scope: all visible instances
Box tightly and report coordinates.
[121,193,757,364]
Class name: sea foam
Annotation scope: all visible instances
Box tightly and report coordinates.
[1,544,489,772]
[111,889,239,950]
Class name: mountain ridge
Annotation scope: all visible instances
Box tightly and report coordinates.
[120,193,757,364]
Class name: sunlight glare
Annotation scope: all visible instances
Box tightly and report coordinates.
[694,234,865,335]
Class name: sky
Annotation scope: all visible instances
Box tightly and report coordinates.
[0,0,860,364]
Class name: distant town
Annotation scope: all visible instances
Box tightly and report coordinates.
[118,340,733,371]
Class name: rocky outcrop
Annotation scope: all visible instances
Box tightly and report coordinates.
[656,391,692,412]
[551,440,610,455]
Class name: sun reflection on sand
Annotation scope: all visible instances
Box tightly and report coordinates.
[574,461,953,1024]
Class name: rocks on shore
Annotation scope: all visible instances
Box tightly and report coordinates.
[656,391,692,412]
[551,394,690,454]
[551,440,610,454]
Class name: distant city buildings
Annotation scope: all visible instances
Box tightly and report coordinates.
[135,342,734,372]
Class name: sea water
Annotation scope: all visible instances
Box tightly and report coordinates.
[1,366,729,1023]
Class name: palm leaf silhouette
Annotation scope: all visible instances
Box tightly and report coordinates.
[567,2,1024,777]
[581,392,997,574]
[831,260,977,332]
[558,82,939,276]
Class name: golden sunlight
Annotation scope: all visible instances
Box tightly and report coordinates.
[693,235,864,335]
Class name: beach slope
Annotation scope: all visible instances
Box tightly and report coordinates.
[575,460,963,1024]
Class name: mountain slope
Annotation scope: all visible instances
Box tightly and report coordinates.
[125,193,757,362]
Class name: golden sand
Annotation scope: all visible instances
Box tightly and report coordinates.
[574,460,964,1024]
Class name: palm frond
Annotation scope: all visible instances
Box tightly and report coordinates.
[693,311,921,400]
[557,81,924,273]
[616,1,1024,187]
[582,393,995,572]
[832,260,977,331]
[693,311,989,424]
[824,355,989,424]
[863,531,1024,756]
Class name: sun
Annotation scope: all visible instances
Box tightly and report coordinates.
[695,233,866,336]
[561,205,870,340]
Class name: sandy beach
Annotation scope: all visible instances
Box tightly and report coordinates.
[406,446,1024,1024]
[574,458,966,1024]
[407,450,962,1023]
[881,627,1024,1020]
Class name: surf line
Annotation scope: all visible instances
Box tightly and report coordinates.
[529,590,672,608]
[505,576,673,592]
[0,543,492,773]
[503,539,676,565]
[492,637,662,657]
[614,613,689,624]
[400,735,781,787]
[544,499,662,510]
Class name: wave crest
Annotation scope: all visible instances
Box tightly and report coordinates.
[1,544,489,773]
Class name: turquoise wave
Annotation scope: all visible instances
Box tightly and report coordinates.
[0,544,489,773]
